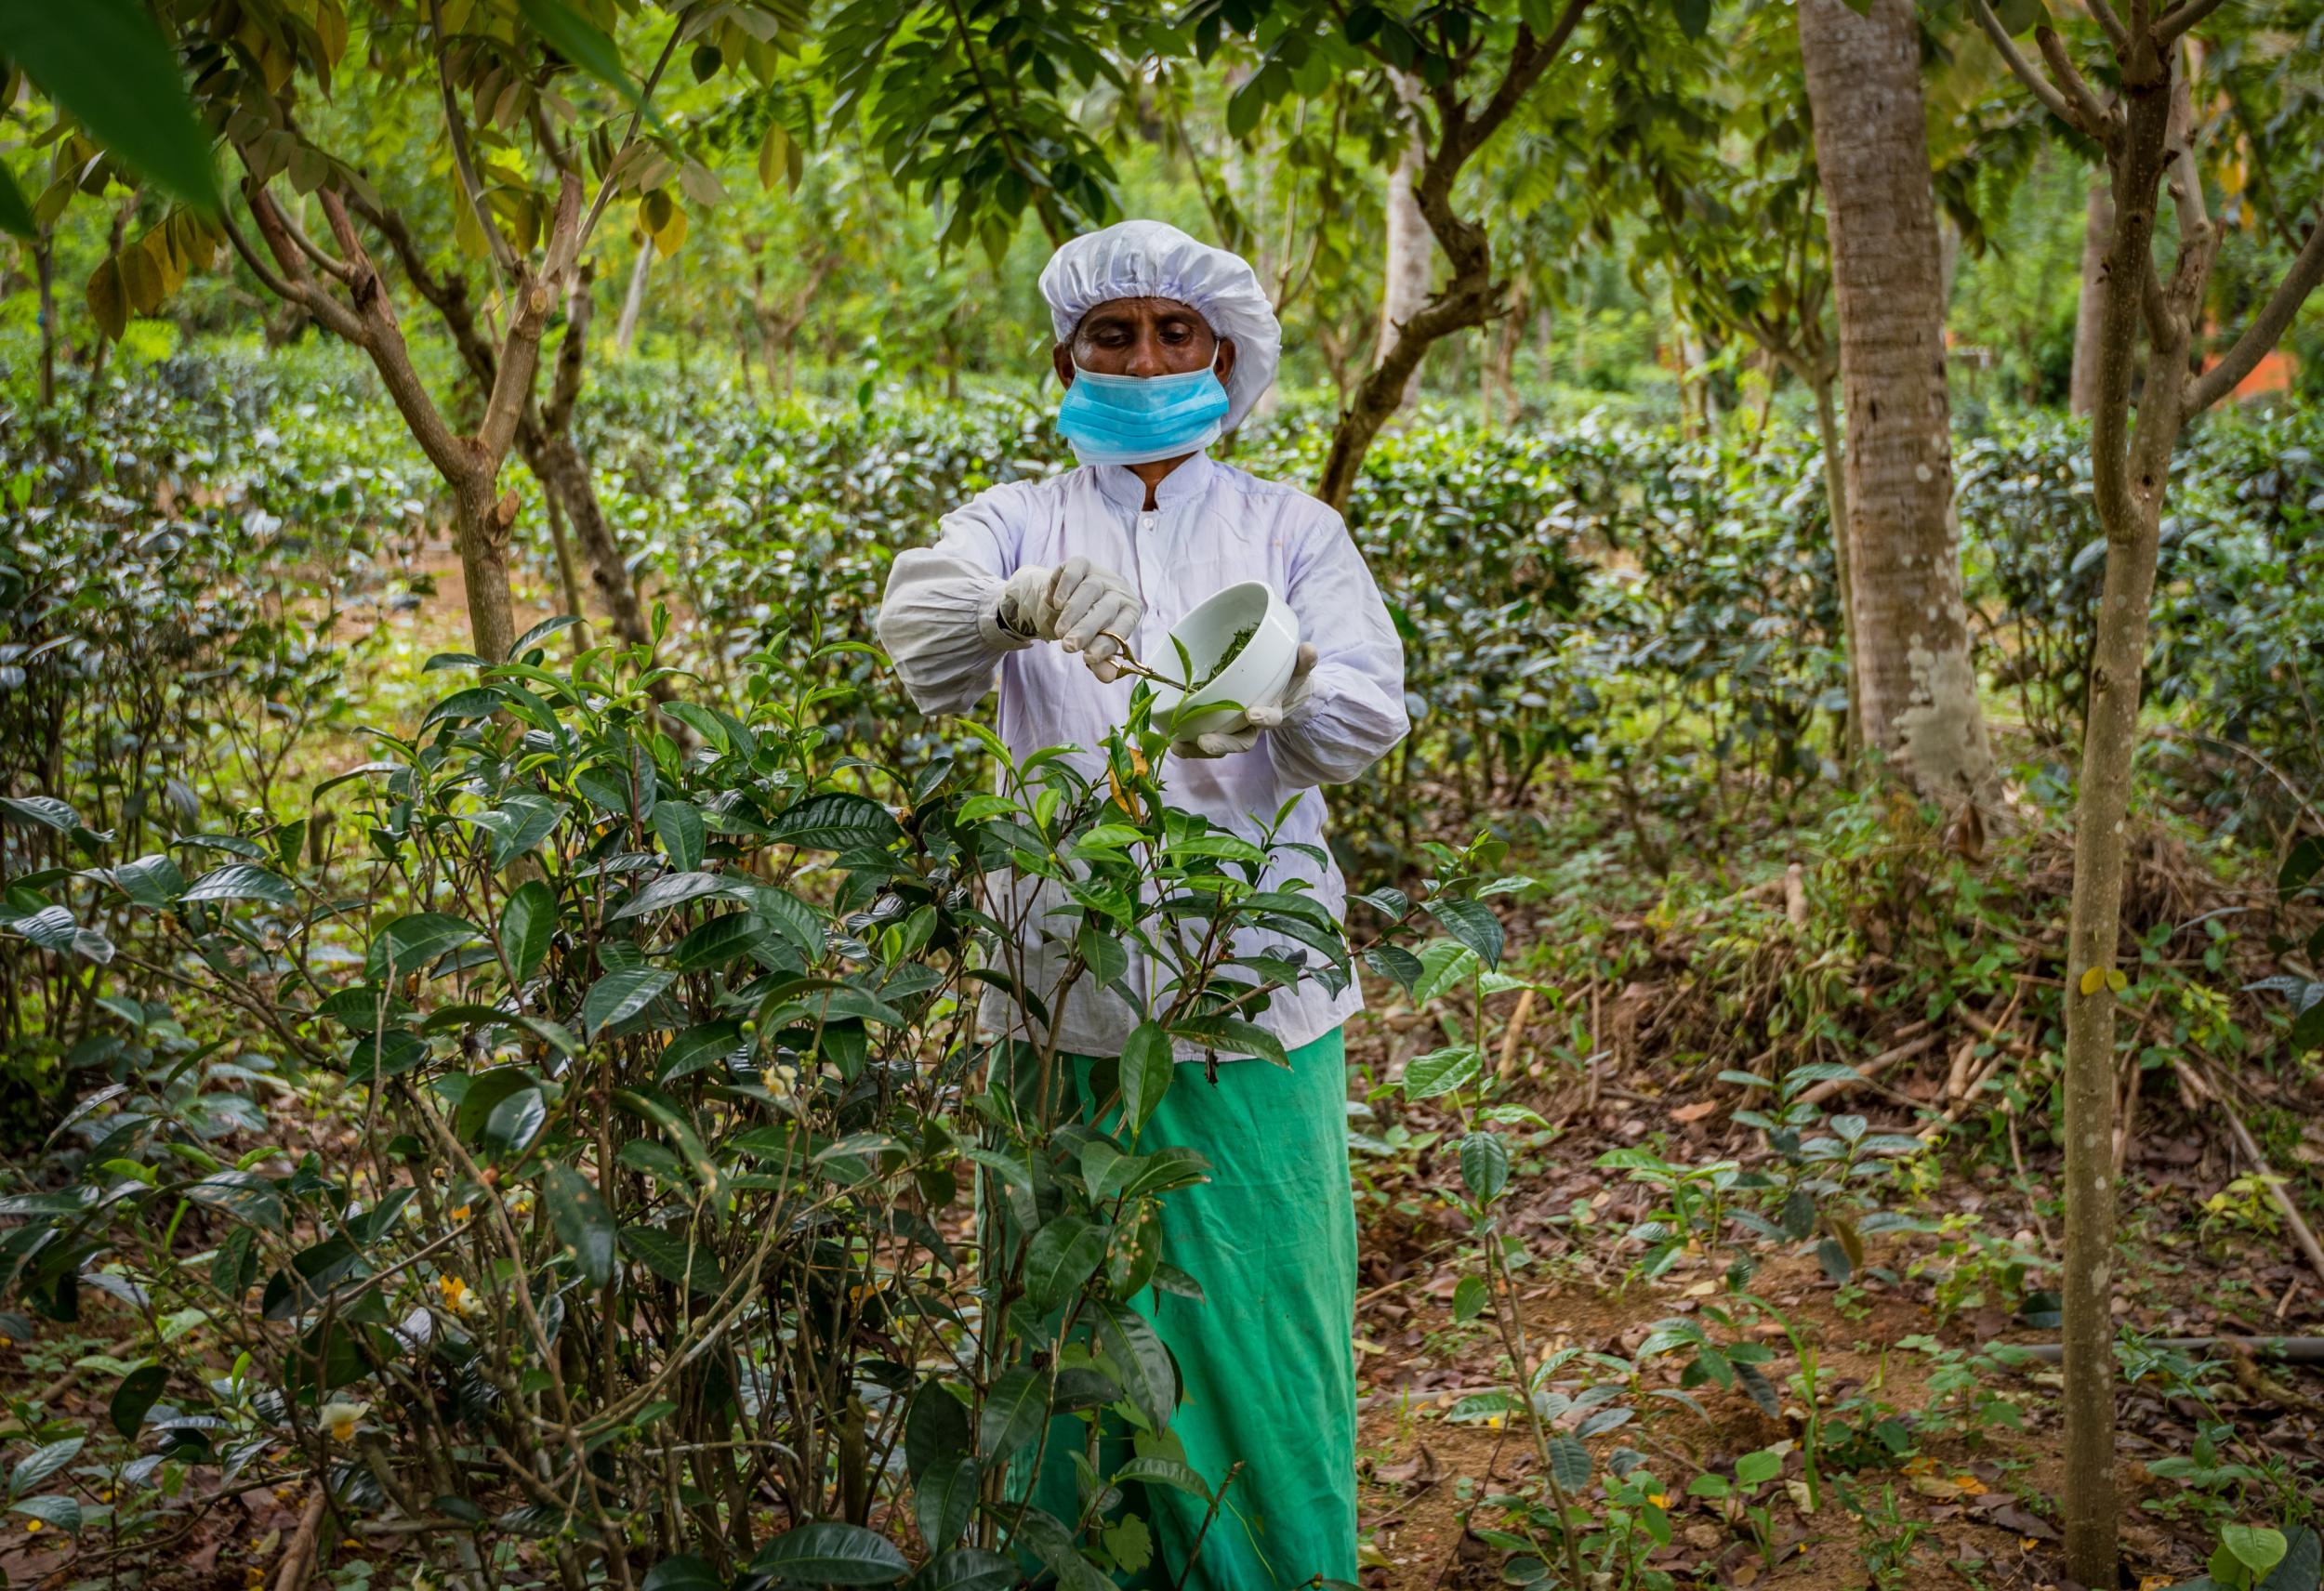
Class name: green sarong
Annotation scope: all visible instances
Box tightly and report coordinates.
[995,1027,1359,1590]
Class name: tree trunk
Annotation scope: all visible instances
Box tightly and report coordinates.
[1674,315,1708,438]
[1797,0,2000,807]
[453,476,521,665]
[614,240,651,357]
[1483,277,1525,427]
[1808,366,1861,756]
[541,479,593,652]
[2069,171,2113,416]
[2057,59,2196,1585]
[535,431,650,651]
[1376,75,1433,408]
[361,201,647,663]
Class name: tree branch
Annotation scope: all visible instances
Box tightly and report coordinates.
[2155,0,2229,45]
[2080,0,2131,53]
[222,201,327,323]
[427,0,521,283]
[1457,13,1573,166]
[2036,27,2114,138]
[240,183,365,343]
[272,201,359,285]
[1967,0,2088,136]
[576,10,693,252]
[2139,246,2173,341]
[2185,212,2324,415]
[311,187,472,482]
[478,168,584,469]
[2159,63,2211,324]
[1532,0,1592,69]
[354,196,498,394]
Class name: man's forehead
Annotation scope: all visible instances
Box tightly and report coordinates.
[1072,296,1214,334]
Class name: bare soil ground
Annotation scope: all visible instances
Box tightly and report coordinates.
[1341,984,2324,1591]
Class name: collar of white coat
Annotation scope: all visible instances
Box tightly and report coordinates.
[1088,450,1216,513]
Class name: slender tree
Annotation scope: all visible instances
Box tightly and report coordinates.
[357,200,657,657]
[38,0,799,661]
[1376,72,1434,406]
[615,235,654,355]
[1799,0,2001,805]
[1272,1,1605,508]
[1962,0,2324,1580]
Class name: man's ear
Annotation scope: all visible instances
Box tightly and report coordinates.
[1052,343,1075,388]
[1215,335,1237,387]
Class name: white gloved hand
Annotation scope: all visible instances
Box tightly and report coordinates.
[1170,644,1318,759]
[1242,643,1317,730]
[992,559,1142,682]
[994,563,1062,642]
[1049,557,1142,682]
[1171,722,1262,760]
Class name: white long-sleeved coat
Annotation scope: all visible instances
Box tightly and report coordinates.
[877,452,1410,1062]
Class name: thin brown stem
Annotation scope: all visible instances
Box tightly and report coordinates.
[426,0,521,283]
[1966,0,2088,136]
[2185,212,2324,414]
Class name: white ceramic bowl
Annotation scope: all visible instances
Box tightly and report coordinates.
[1148,580,1301,739]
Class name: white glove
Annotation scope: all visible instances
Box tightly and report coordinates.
[1170,644,1317,759]
[992,559,1142,683]
[995,563,1063,642]
[1050,558,1142,681]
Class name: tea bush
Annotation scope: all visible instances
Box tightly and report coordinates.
[1957,404,2324,804]
[0,360,434,1130]
[0,621,1408,1585]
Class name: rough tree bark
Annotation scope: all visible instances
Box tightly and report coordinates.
[1963,0,2324,1579]
[1315,0,1595,509]
[1798,0,2000,806]
[2070,170,2114,415]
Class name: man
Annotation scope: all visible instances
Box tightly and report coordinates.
[878,219,1407,1588]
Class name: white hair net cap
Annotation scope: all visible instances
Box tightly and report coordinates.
[1038,219,1282,431]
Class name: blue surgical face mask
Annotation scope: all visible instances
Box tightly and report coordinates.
[1055,357,1231,467]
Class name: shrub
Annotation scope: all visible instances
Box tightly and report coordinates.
[0,625,1377,1584]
